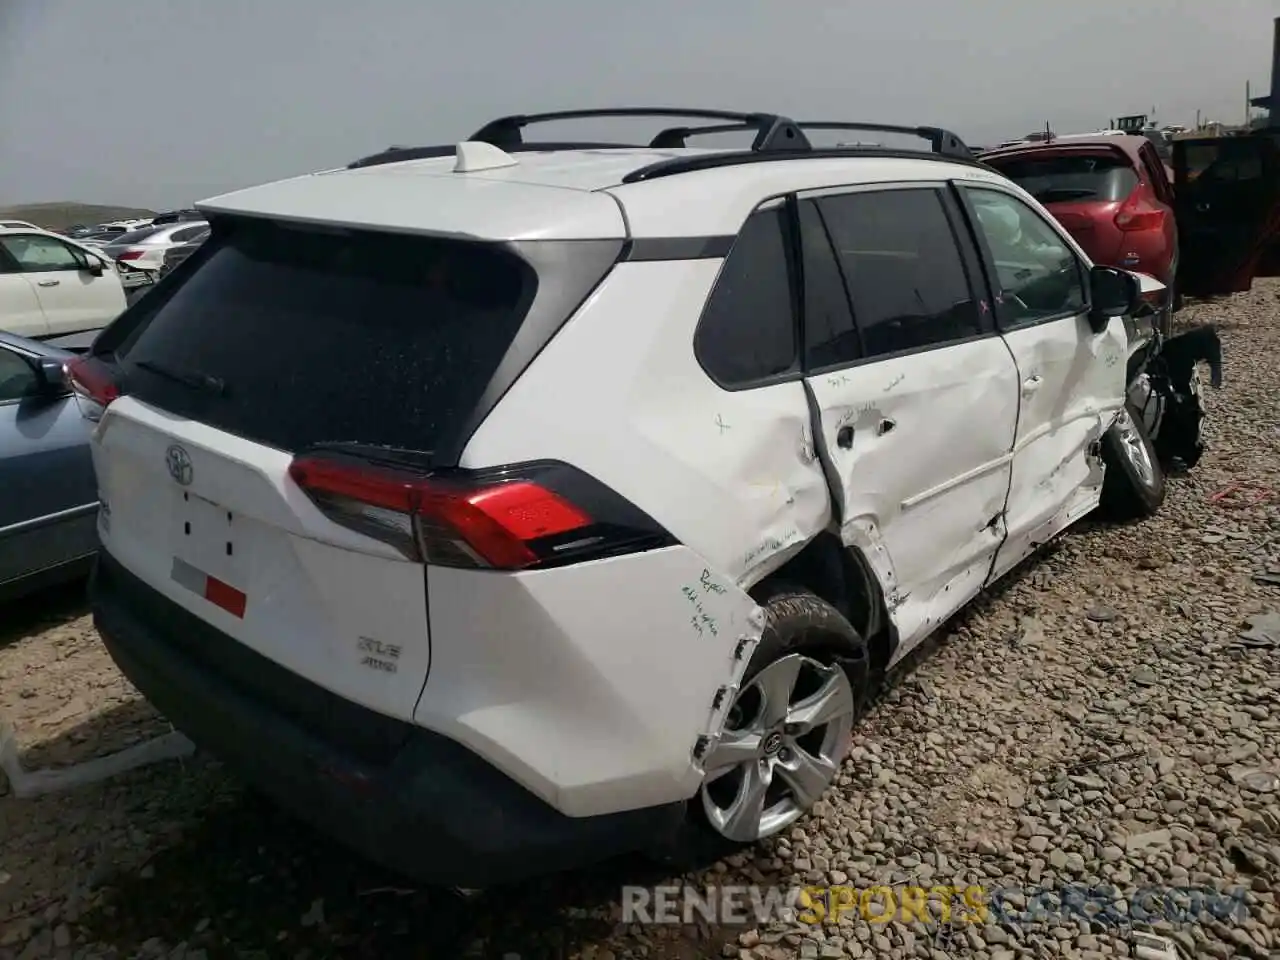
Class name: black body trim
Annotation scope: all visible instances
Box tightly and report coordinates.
[90,550,683,886]
[622,236,735,261]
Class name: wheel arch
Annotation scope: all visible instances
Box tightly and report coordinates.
[747,530,895,672]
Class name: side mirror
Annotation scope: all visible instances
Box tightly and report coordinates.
[1087,265,1141,333]
[84,257,105,277]
[35,357,70,394]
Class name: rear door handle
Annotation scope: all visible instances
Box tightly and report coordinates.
[1022,375,1043,394]
[36,278,60,287]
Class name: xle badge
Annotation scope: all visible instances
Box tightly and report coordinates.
[358,637,402,674]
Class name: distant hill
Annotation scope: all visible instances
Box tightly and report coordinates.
[0,201,157,230]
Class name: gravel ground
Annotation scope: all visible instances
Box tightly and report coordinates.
[2,283,1279,960]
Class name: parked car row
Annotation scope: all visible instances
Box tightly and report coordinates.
[978,129,1280,313]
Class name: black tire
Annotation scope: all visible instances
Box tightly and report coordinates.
[649,583,870,868]
[1098,404,1166,520]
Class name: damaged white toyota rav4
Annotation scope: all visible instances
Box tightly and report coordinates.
[74,108,1222,887]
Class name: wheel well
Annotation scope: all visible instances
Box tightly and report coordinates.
[750,531,893,670]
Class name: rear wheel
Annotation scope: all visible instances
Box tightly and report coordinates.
[1099,404,1166,520]
[655,585,869,865]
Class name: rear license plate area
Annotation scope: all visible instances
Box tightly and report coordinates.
[171,490,249,617]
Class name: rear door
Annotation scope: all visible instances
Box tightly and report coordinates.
[86,215,592,723]
[1173,133,1280,297]
[0,248,49,338]
[797,184,1020,660]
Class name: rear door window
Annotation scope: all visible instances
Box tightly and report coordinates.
[815,187,983,358]
[990,152,1139,205]
[114,217,539,455]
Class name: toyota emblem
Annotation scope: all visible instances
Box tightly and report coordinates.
[165,445,193,486]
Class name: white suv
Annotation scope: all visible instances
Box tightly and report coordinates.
[0,228,127,339]
[74,109,1208,887]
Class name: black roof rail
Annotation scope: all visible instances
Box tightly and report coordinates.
[792,122,971,159]
[347,108,973,176]
[622,147,983,184]
[469,108,811,152]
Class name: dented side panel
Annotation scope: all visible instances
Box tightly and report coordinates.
[461,259,833,589]
[991,311,1125,581]
[805,338,1021,659]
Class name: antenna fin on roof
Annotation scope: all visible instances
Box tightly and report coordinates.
[453,141,519,173]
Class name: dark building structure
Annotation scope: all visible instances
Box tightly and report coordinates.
[1248,16,1280,121]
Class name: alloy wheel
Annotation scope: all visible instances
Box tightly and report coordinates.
[699,653,854,842]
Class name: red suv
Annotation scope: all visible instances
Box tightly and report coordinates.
[980,135,1180,308]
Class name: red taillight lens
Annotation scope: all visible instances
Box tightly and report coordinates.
[1114,192,1166,232]
[66,356,120,414]
[116,250,145,261]
[288,456,597,570]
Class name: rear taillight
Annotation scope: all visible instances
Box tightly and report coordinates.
[66,356,120,419]
[117,250,146,261]
[288,453,673,571]
[1114,190,1166,232]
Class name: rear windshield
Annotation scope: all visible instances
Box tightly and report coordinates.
[112,226,162,244]
[114,217,538,455]
[988,152,1139,204]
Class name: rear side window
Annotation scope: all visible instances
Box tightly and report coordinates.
[116,218,539,455]
[990,152,1139,204]
[816,188,982,358]
[695,206,798,387]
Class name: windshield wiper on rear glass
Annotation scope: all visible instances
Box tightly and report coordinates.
[134,358,226,396]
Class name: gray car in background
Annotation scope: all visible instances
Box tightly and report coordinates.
[0,330,98,603]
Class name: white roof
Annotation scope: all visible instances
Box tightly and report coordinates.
[196,144,987,241]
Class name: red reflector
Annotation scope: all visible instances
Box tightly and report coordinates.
[205,575,247,618]
[66,356,120,407]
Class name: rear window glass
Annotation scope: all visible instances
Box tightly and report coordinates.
[112,226,162,244]
[988,152,1139,204]
[115,218,538,455]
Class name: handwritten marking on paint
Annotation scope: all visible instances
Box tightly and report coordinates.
[826,373,852,388]
[883,373,905,393]
[836,402,878,430]
[715,414,731,434]
[681,581,720,638]
[1104,351,1121,368]
[742,527,802,570]
[699,568,728,595]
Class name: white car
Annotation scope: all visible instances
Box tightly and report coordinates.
[0,228,126,339]
[74,108,1217,888]
[0,220,39,231]
[100,222,210,287]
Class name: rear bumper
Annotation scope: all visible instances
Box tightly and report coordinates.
[90,550,682,887]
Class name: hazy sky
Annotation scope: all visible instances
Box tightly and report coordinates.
[2,0,1278,209]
